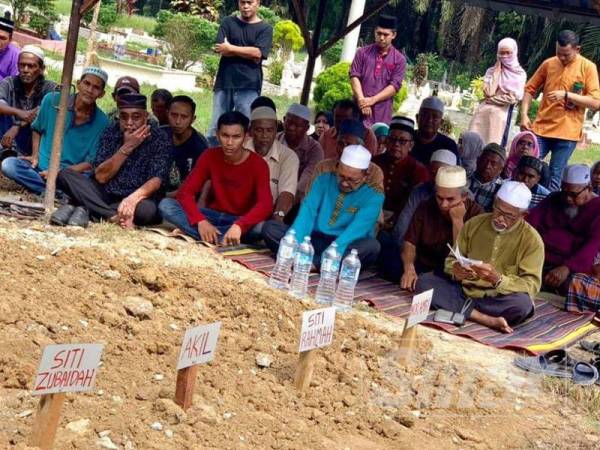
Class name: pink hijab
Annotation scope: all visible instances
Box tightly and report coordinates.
[484,38,527,100]
[504,130,540,179]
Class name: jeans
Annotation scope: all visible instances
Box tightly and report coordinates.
[536,135,577,192]
[207,89,259,142]
[261,219,381,269]
[158,198,262,243]
[1,157,46,194]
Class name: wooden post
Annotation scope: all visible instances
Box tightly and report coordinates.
[397,323,418,365]
[43,0,99,215]
[85,0,102,65]
[294,349,317,391]
[174,365,199,410]
[28,393,66,450]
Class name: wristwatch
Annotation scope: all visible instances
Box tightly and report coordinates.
[274,211,286,218]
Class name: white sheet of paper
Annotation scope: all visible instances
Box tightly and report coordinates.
[447,244,482,267]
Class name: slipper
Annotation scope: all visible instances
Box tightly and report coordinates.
[572,362,599,385]
[589,358,600,385]
[580,341,600,354]
[514,349,576,378]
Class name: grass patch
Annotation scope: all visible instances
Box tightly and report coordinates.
[570,144,600,165]
[542,376,600,421]
[113,13,156,34]
[53,0,72,16]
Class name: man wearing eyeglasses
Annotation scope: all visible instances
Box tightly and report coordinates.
[52,93,172,229]
[527,164,600,294]
[262,145,384,269]
[416,181,544,333]
[372,116,429,228]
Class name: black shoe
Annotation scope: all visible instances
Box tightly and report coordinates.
[67,206,89,228]
[50,204,75,226]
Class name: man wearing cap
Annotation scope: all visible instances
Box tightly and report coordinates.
[246,106,299,224]
[53,93,172,228]
[514,156,550,209]
[469,143,506,212]
[159,111,272,245]
[107,76,141,122]
[400,166,483,290]
[349,14,406,127]
[373,116,429,227]
[163,95,209,191]
[416,181,544,333]
[262,145,385,269]
[1,67,109,194]
[378,148,459,281]
[278,103,324,200]
[372,122,389,154]
[0,45,57,157]
[527,164,600,293]
[320,99,379,158]
[411,96,458,165]
[336,119,367,154]
[0,17,19,81]
[207,0,273,143]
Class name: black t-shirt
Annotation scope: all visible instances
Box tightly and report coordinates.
[163,127,209,188]
[214,16,273,92]
[411,133,459,165]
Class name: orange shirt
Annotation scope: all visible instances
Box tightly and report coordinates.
[525,55,600,141]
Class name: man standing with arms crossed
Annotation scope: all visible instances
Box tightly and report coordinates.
[521,30,600,191]
[207,0,273,144]
[349,15,406,127]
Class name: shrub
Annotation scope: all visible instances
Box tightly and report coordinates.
[393,84,408,112]
[515,99,540,124]
[470,77,485,102]
[273,20,304,58]
[269,59,284,85]
[453,72,472,91]
[258,6,281,26]
[322,41,343,68]
[314,62,352,112]
[84,0,118,32]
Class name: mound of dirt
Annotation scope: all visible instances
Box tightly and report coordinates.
[0,221,597,449]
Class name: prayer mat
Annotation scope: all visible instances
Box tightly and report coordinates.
[227,250,598,355]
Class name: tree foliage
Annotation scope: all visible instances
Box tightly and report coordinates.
[273,20,304,57]
[170,0,222,21]
[10,0,58,36]
[258,6,281,26]
[154,11,218,70]
[314,62,353,113]
[84,0,118,32]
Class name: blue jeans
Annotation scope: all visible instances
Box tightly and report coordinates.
[1,157,46,194]
[536,135,577,192]
[158,198,262,243]
[207,89,259,143]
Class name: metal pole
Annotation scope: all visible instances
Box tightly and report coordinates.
[43,0,85,214]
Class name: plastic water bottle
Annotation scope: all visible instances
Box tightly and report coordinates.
[289,236,314,299]
[334,249,361,312]
[315,242,341,305]
[269,229,297,290]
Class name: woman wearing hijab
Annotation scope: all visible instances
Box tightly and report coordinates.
[468,38,527,145]
[502,130,540,179]
[458,131,484,177]
[311,111,332,141]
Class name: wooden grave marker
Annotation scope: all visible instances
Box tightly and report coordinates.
[174,322,221,410]
[29,343,104,450]
[398,289,433,365]
[294,306,336,391]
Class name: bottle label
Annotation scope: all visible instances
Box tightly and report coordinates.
[341,266,359,281]
[322,259,340,273]
[280,245,294,259]
[296,253,312,266]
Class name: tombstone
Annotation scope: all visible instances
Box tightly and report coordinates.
[280,51,306,97]
[165,54,173,70]
[448,88,462,111]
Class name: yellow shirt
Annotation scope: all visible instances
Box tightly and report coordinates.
[525,55,600,141]
[444,214,544,300]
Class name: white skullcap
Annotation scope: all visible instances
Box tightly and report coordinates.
[250,106,277,122]
[340,145,371,170]
[420,96,444,114]
[562,164,591,185]
[435,165,466,188]
[21,45,45,63]
[286,103,311,122]
[81,66,108,84]
[430,149,457,166]
[496,181,531,210]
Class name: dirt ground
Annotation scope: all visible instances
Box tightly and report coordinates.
[0,210,599,449]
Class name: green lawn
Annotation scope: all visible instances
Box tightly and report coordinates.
[570,145,600,166]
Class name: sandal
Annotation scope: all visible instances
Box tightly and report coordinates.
[580,341,600,354]
[572,362,599,385]
[514,349,577,378]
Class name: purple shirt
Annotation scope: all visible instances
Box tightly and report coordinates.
[349,43,406,127]
[0,43,19,81]
[527,193,600,274]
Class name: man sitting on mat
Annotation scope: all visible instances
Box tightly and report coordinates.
[415,181,545,333]
[399,166,483,290]
[159,111,272,246]
[262,144,384,269]
[53,93,172,228]
[527,164,600,295]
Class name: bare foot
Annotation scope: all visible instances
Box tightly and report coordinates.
[470,310,514,333]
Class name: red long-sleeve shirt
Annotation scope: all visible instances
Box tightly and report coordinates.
[176,148,272,233]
